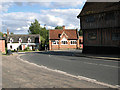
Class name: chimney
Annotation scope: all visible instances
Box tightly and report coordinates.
[7,29,9,36]
[63,25,65,30]
[3,34,6,37]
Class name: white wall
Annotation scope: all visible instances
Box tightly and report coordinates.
[7,43,40,50]
[7,43,21,50]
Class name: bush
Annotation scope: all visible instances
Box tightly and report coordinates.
[24,47,30,51]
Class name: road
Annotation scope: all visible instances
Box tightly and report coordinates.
[20,51,119,86]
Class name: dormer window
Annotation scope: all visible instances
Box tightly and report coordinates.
[58,34,61,38]
[10,38,13,43]
[28,38,31,43]
[19,38,22,43]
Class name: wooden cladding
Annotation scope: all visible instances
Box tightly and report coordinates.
[84,28,120,47]
[81,11,119,29]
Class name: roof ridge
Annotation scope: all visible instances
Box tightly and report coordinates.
[50,29,76,30]
[9,34,40,36]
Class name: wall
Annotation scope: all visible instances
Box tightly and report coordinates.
[49,34,78,50]
[7,43,21,50]
[81,11,119,30]
[0,40,5,53]
[7,43,40,50]
[84,28,120,47]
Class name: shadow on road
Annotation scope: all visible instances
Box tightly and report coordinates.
[27,50,82,57]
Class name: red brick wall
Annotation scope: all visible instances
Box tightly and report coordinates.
[49,40,78,50]
[78,36,83,49]
[0,40,5,53]
[49,32,79,50]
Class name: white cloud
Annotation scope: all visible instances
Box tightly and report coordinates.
[2,8,81,34]
[16,28,21,30]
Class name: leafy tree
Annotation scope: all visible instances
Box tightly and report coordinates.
[55,26,63,29]
[79,29,83,36]
[28,19,41,34]
[28,19,49,49]
[0,32,3,37]
[10,32,14,35]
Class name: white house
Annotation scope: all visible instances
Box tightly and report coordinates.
[7,34,40,51]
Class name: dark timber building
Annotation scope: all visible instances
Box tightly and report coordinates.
[77,2,120,54]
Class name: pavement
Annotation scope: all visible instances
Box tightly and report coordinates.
[2,54,113,88]
[49,50,120,61]
[74,53,120,61]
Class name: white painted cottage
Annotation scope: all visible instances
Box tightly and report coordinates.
[7,34,40,51]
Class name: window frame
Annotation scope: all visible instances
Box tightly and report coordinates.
[70,40,77,45]
[61,41,68,45]
[52,40,59,45]
[85,15,95,23]
[88,32,97,40]
[28,38,31,43]
[10,38,13,43]
[112,33,120,41]
[19,38,22,43]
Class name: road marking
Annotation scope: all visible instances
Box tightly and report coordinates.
[83,61,119,68]
[17,54,119,89]
[48,54,119,68]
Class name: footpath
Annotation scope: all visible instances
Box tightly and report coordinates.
[74,53,120,61]
[50,50,120,61]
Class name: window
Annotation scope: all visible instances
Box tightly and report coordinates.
[86,16,95,23]
[79,40,83,44]
[112,33,120,40]
[10,38,13,43]
[58,34,61,38]
[62,41,67,45]
[28,38,31,43]
[35,38,39,43]
[10,45,12,49]
[105,12,115,20]
[19,38,22,43]
[70,40,77,45]
[88,32,97,40]
[52,40,59,45]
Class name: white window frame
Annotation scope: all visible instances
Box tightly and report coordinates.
[61,41,68,45]
[52,40,59,45]
[61,37,68,45]
[10,38,13,43]
[70,40,77,45]
[19,38,22,43]
[28,38,31,43]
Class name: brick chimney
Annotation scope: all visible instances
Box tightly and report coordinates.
[3,34,6,37]
[7,29,9,36]
[63,25,65,30]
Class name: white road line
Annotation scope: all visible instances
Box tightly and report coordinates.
[17,55,119,89]
[83,61,119,68]
[48,55,119,68]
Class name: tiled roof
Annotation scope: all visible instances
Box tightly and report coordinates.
[77,2,120,17]
[49,29,78,40]
[7,34,40,43]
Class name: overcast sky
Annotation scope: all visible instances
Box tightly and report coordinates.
[0,0,86,34]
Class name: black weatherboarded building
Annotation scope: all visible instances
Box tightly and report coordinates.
[77,2,120,54]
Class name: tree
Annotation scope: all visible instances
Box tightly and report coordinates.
[10,32,14,35]
[79,29,83,36]
[0,32,3,37]
[28,19,41,34]
[28,19,49,49]
[55,26,63,29]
